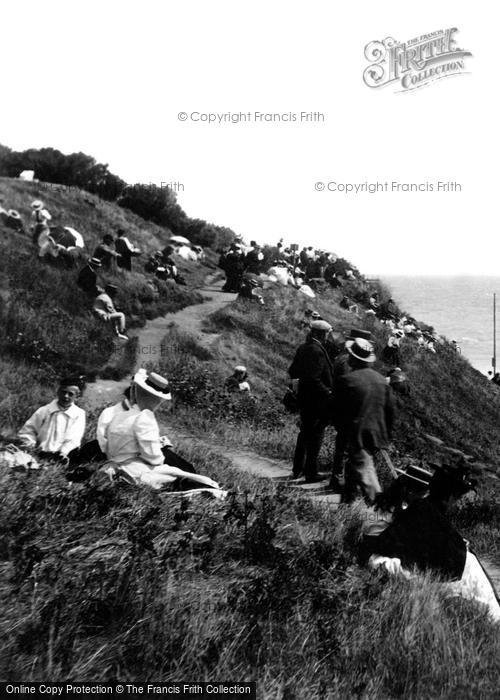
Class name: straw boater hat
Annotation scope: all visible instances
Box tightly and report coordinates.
[89,257,102,267]
[347,338,376,363]
[31,200,44,210]
[133,370,171,400]
[234,365,247,374]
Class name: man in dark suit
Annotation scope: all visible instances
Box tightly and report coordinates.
[330,329,373,487]
[289,320,334,482]
[77,257,102,297]
[333,338,394,503]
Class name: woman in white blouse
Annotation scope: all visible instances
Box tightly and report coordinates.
[105,369,224,495]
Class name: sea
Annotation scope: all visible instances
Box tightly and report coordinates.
[380,276,500,376]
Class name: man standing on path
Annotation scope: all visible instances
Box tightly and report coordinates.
[333,338,394,503]
[289,320,334,482]
[330,328,373,488]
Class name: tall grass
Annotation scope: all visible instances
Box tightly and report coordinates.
[0,455,499,696]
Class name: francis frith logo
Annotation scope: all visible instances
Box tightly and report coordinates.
[363,28,472,92]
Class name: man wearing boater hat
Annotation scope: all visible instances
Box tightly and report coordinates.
[104,369,223,493]
[289,319,334,482]
[333,337,394,503]
[329,329,373,489]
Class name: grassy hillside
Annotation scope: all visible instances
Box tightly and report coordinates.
[157,282,500,469]
[1,448,499,696]
[2,175,500,695]
[0,177,210,433]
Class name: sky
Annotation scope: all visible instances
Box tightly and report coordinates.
[0,0,496,275]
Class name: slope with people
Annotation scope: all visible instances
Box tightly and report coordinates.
[2,178,500,693]
[0,177,216,431]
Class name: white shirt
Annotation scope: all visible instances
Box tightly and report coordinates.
[96,399,130,453]
[106,405,164,466]
[118,236,139,253]
[93,292,116,317]
[31,208,52,223]
[18,400,86,456]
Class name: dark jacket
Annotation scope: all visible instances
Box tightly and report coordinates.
[93,243,116,270]
[333,367,394,451]
[332,352,351,386]
[359,498,467,581]
[244,249,262,274]
[289,338,334,415]
[77,264,99,297]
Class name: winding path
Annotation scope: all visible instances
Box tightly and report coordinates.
[82,274,341,505]
[82,274,500,588]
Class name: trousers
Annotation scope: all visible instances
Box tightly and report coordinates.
[344,447,381,503]
[293,412,327,479]
[331,430,347,476]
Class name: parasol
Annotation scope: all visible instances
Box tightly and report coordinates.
[49,226,84,248]
[169,235,191,246]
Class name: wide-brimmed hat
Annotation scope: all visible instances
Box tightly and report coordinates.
[311,311,322,319]
[133,369,171,400]
[394,464,433,488]
[8,209,22,219]
[347,338,376,363]
[89,257,102,267]
[31,200,44,209]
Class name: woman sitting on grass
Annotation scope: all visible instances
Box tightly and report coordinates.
[358,463,500,623]
[103,369,225,496]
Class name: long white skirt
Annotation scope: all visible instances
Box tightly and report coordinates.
[118,460,224,496]
[369,552,500,623]
[446,551,500,622]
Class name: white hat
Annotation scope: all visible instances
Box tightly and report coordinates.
[31,200,44,209]
[133,369,171,400]
[347,338,376,363]
[234,365,247,373]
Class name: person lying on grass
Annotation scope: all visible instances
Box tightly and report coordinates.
[358,463,500,623]
[97,369,225,496]
[17,375,86,465]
